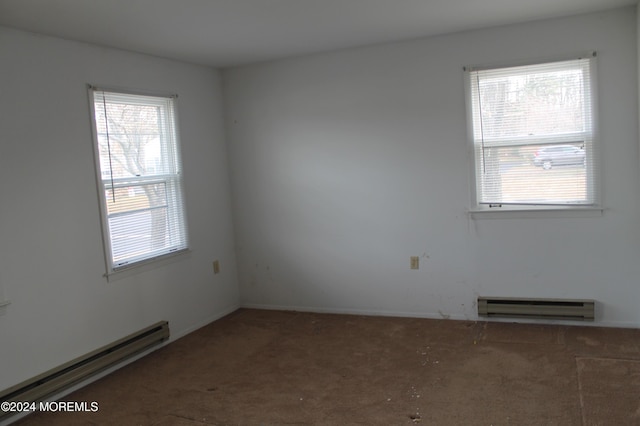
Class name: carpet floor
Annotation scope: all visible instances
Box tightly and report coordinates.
[13,308,640,425]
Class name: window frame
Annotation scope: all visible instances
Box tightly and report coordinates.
[463,53,602,217]
[88,85,190,277]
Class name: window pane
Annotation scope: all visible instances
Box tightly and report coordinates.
[107,182,173,265]
[94,97,173,179]
[478,143,587,205]
[476,66,586,139]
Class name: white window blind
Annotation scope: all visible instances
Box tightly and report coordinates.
[466,55,598,208]
[89,88,188,272]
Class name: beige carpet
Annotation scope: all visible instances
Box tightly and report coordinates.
[12,309,640,425]
[577,357,640,425]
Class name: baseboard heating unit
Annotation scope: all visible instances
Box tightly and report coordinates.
[478,297,595,321]
[0,321,169,422]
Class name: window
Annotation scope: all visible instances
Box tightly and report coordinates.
[89,87,188,273]
[465,54,598,211]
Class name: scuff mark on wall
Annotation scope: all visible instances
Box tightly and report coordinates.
[438,310,450,320]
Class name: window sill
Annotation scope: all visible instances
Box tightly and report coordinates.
[104,249,191,282]
[467,206,604,219]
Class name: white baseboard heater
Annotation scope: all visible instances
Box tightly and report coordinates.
[0,321,169,422]
[478,297,595,321]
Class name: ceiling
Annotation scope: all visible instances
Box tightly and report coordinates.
[0,0,635,68]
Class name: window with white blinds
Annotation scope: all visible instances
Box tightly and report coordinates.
[89,88,189,273]
[465,54,598,210]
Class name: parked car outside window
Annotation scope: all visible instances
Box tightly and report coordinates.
[533,145,585,169]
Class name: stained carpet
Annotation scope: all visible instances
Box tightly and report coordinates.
[13,309,640,425]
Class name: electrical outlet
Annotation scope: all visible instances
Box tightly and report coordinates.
[410,256,419,270]
[213,260,220,274]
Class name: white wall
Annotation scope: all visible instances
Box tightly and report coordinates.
[223,7,640,326]
[0,27,239,390]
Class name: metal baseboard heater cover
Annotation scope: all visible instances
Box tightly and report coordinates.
[0,321,169,421]
[478,297,595,321]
